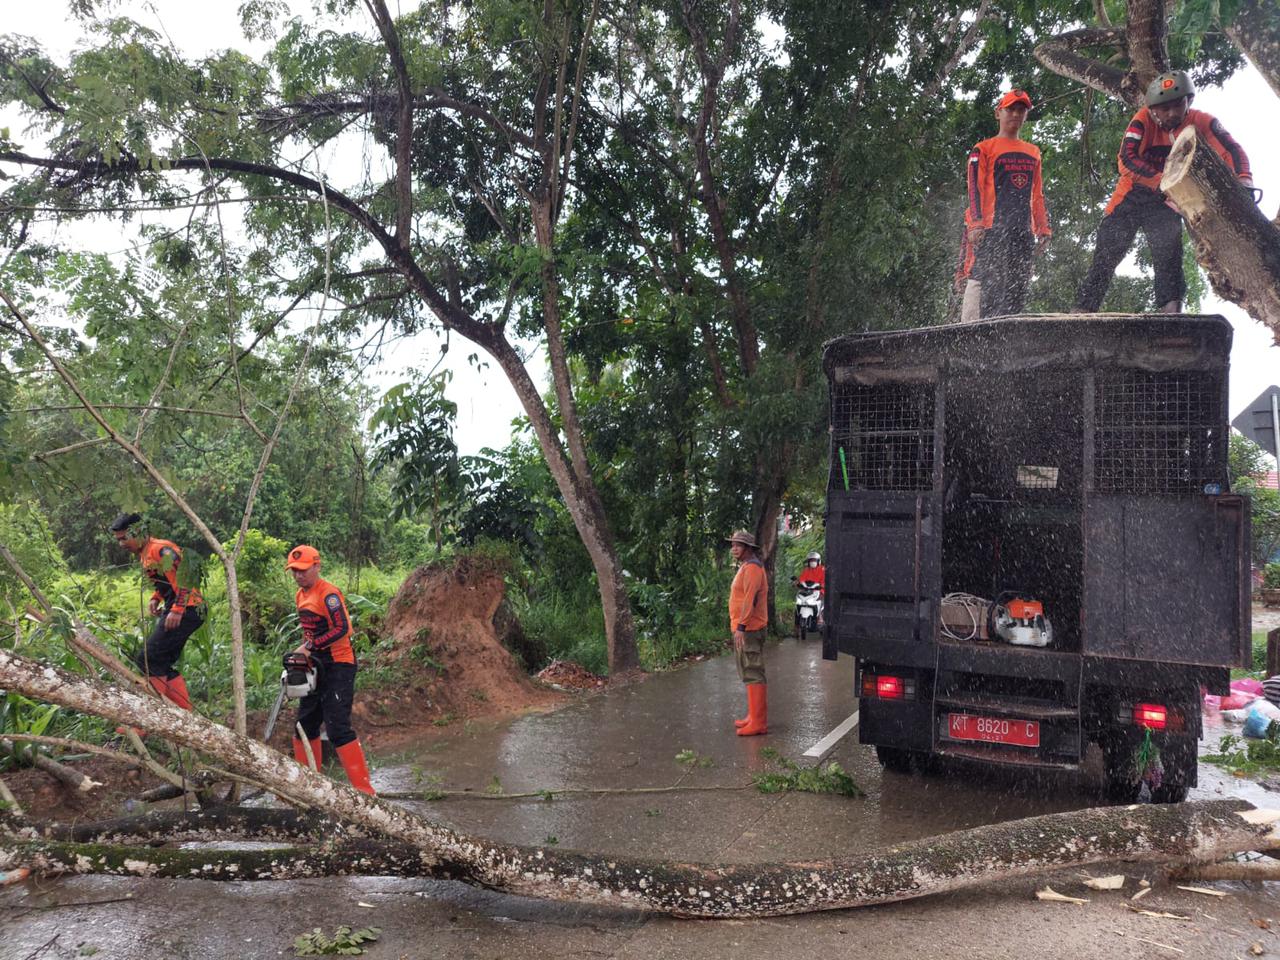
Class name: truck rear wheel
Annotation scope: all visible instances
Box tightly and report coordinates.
[1150,739,1196,804]
[875,745,917,774]
[1101,738,1142,803]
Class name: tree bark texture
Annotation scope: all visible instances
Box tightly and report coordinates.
[3,649,1280,917]
[1162,127,1280,343]
[1224,0,1280,101]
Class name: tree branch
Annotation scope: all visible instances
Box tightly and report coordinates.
[365,0,414,250]
[1034,27,1131,102]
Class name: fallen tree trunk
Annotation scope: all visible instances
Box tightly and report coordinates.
[1162,126,1280,342]
[2,649,1278,917]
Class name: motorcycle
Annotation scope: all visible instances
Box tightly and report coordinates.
[792,577,824,639]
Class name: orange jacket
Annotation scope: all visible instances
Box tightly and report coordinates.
[1105,106,1251,215]
[140,537,202,613]
[729,557,769,632]
[965,136,1051,237]
[296,578,354,664]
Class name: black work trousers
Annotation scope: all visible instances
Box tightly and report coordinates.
[296,658,358,748]
[135,605,204,679]
[971,227,1034,319]
[1077,192,1185,311]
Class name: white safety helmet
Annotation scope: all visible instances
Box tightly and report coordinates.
[805,551,821,564]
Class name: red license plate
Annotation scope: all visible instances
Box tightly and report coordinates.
[946,713,1040,748]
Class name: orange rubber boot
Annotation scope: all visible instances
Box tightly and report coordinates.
[734,689,750,728]
[736,684,768,737]
[292,737,324,770]
[335,740,376,796]
[164,674,192,710]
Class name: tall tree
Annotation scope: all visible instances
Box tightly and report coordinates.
[0,1,641,672]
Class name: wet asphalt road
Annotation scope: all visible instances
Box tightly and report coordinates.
[4,636,1280,960]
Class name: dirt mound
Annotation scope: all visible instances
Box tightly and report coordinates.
[351,556,563,751]
[536,659,607,690]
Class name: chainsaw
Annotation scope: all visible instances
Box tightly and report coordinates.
[261,652,318,741]
[989,594,1053,648]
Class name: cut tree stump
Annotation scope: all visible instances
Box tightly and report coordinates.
[1161,126,1280,344]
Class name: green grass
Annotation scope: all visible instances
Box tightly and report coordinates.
[1233,630,1271,680]
[1204,726,1280,777]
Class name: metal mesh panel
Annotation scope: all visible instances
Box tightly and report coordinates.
[831,383,935,491]
[1094,371,1223,494]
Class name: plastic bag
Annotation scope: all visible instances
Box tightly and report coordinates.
[1243,701,1280,738]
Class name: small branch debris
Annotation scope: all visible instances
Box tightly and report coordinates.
[1175,885,1227,898]
[1036,886,1089,904]
[1126,904,1192,920]
[1082,874,1126,890]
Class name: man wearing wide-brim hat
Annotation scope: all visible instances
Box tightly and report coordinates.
[726,529,769,736]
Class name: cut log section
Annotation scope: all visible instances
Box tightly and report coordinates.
[1161,126,1280,343]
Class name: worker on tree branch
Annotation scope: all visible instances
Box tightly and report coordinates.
[109,512,202,714]
[727,529,769,737]
[286,544,375,796]
[1076,70,1254,314]
[960,89,1052,320]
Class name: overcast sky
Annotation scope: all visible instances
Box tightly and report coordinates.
[3,1,1277,454]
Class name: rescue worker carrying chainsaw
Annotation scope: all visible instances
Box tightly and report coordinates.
[109,512,202,713]
[1076,70,1254,314]
[285,544,375,796]
[958,89,1052,321]
[727,529,769,737]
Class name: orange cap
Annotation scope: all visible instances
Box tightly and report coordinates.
[285,544,321,570]
[997,89,1032,110]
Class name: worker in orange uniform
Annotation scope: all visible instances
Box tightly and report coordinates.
[109,512,202,711]
[727,529,769,736]
[962,89,1052,320]
[1077,70,1254,314]
[285,544,375,796]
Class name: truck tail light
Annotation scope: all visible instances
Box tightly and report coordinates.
[1133,703,1168,730]
[861,673,915,700]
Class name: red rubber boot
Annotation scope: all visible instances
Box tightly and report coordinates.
[734,688,750,728]
[292,737,324,770]
[164,674,192,710]
[335,740,376,796]
[736,684,768,737]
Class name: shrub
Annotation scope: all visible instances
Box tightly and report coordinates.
[1265,563,1280,590]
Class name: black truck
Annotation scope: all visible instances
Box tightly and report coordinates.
[821,314,1252,802]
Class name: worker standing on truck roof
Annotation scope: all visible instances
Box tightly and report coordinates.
[109,512,202,714]
[960,89,1052,321]
[1076,70,1254,315]
[727,529,769,737]
[286,544,376,796]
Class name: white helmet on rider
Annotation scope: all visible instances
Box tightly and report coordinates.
[805,551,821,566]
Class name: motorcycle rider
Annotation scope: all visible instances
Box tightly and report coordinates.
[797,551,825,591]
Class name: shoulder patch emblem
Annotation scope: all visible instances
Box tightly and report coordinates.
[326,594,341,610]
